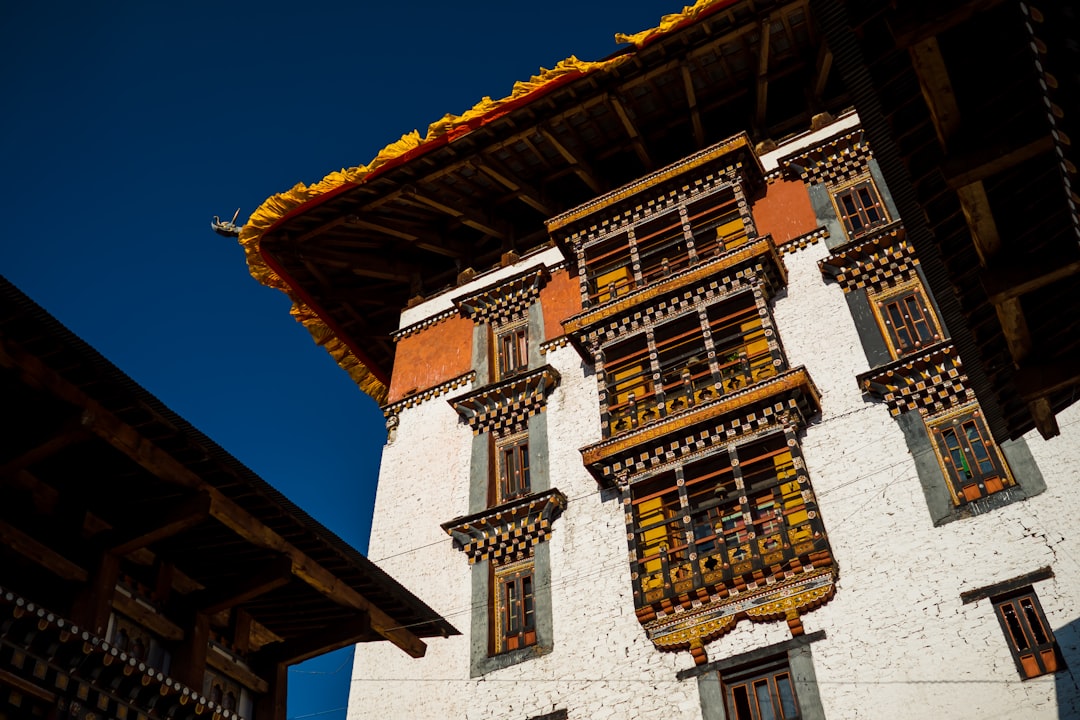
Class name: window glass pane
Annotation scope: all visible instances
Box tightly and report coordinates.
[962,421,995,474]
[776,673,798,719]
[940,428,971,478]
[754,679,776,720]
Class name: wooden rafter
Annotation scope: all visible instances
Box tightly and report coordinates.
[814,41,833,99]
[0,417,88,479]
[0,338,428,659]
[539,126,603,194]
[756,18,772,126]
[189,554,294,615]
[680,63,706,148]
[400,186,506,240]
[106,491,212,556]
[608,94,653,170]
[0,519,87,582]
[255,613,372,666]
[342,215,464,259]
[472,157,552,216]
[943,135,1054,189]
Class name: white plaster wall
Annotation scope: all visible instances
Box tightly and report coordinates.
[352,245,1080,720]
[351,289,702,720]
[751,240,1080,719]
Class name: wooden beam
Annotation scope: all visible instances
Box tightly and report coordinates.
[206,646,269,694]
[0,668,56,703]
[608,95,653,170]
[755,18,771,126]
[0,419,88,479]
[0,520,87,583]
[401,187,506,240]
[256,613,372,666]
[994,297,1033,363]
[891,0,1006,48]
[254,662,288,720]
[944,135,1055,189]
[983,257,1080,305]
[1014,360,1080,402]
[0,339,429,659]
[112,591,183,642]
[955,183,1002,261]
[342,215,465,259]
[473,158,552,216]
[681,64,705,148]
[538,127,602,194]
[106,492,211,556]
[814,41,833,98]
[189,555,294,615]
[72,552,119,636]
[172,611,209,689]
[1027,397,1060,440]
[909,37,962,148]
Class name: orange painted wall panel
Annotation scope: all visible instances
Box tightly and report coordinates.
[540,268,582,340]
[387,315,474,404]
[751,178,818,246]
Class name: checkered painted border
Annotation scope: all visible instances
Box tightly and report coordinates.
[858,343,971,417]
[442,490,567,566]
[455,266,548,326]
[390,307,460,342]
[819,223,917,294]
[450,366,560,436]
[777,226,828,256]
[779,129,873,186]
[577,271,769,352]
[382,371,475,415]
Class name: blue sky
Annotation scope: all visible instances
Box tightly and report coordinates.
[1,2,675,717]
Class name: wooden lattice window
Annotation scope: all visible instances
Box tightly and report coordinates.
[583,232,634,305]
[723,656,801,720]
[993,589,1061,679]
[493,562,536,653]
[927,404,1014,506]
[495,433,530,503]
[871,281,941,358]
[496,323,528,379]
[833,177,888,238]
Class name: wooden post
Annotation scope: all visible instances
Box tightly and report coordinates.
[173,612,209,691]
[72,553,119,636]
[254,662,288,720]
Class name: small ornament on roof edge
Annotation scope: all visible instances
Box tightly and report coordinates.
[211,208,242,237]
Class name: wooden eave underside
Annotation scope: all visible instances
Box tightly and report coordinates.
[0,279,456,665]
[260,0,849,384]
[816,0,1080,440]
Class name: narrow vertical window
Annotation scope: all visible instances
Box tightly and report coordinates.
[993,589,1062,679]
[497,324,529,379]
[871,282,941,358]
[496,435,530,502]
[833,177,888,239]
[494,563,537,653]
[927,404,1014,505]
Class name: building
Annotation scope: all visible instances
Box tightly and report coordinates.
[0,277,456,720]
[234,1,1079,718]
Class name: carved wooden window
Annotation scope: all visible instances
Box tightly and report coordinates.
[583,231,634,305]
[723,656,801,720]
[686,188,748,259]
[927,404,1014,506]
[495,433,530,503]
[630,432,824,606]
[496,323,528,379]
[993,589,1062,679]
[600,291,782,438]
[493,561,536,654]
[636,210,690,285]
[833,177,888,239]
[870,281,941,358]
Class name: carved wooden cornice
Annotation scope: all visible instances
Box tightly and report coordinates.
[449,365,560,436]
[440,489,567,566]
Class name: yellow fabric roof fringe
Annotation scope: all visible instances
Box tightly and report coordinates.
[237,0,732,405]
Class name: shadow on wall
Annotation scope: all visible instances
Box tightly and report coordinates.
[1056,616,1080,719]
